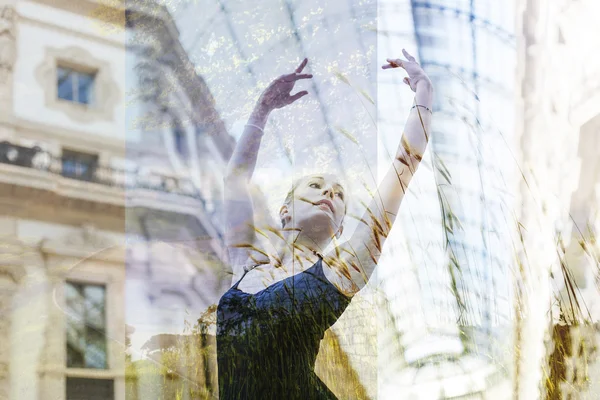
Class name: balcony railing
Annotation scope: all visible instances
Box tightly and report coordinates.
[0,140,224,209]
[0,141,224,237]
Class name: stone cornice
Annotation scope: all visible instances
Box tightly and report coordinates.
[41,242,125,267]
[17,9,124,49]
[0,112,126,157]
[27,0,127,25]
[124,0,180,40]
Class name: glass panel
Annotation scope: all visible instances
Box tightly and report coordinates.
[66,282,86,368]
[66,322,85,369]
[85,329,107,369]
[65,282,107,369]
[65,282,84,316]
[77,72,95,105]
[75,161,89,177]
[61,150,98,182]
[84,285,105,327]
[62,159,75,177]
[57,66,74,101]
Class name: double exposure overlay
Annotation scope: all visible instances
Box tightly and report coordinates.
[0,0,599,399]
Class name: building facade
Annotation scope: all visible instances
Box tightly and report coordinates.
[0,0,232,399]
[3,0,599,398]
[515,0,600,398]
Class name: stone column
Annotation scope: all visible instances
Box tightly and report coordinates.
[0,1,16,113]
[0,237,25,400]
[37,270,66,400]
[0,289,12,400]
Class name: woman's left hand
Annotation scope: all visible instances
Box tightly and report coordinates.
[382,49,431,92]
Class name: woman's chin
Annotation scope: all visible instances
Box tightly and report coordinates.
[297,218,336,237]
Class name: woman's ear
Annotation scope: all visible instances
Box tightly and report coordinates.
[279,205,291,228]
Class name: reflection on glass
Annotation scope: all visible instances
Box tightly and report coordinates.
[78,72,95,105]
[65,281,107,369]
[56,65,95,105]
[57,66,74,102]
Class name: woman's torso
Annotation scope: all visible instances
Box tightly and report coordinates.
[216,257,352,399]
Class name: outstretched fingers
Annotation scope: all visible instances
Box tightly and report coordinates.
[288,90,308,103]
[382,58,405,69]
[294,73,313,80]
[402,49,416,62]
[382,50,416,70]
[282,73,313,82]
[295,58,308,73]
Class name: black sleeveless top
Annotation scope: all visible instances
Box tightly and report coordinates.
[216,256,352,399]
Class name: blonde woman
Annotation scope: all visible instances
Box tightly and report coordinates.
[217,50,433,399]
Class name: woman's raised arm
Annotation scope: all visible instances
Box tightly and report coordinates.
[224,59,313,274]
[325,50,433,295]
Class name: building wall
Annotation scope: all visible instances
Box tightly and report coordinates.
[14,1,126,141]
[0,1,232,399]
[515,0,600,398]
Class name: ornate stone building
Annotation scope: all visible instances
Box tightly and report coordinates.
[515,0,600,398]
[0,0,233,399]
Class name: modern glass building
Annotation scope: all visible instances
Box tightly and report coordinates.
[413,0,517,344]
[168,0,518,397]
[374,0,518,398]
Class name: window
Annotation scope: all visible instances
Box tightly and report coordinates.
[414,8,433,27]
[418,34,448,48]
[57,65,96,105]
[66,281,107,369]
[173,124,188,159]
[38,47,119,122]
[66,377,114,400]
[61,149,99,182]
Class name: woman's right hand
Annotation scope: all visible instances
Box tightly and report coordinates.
[257,58,313,111]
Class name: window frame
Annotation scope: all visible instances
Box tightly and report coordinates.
[36,46,120,123]
[56,64,98,107]
[60,148,100,183]
[64,280,108,370]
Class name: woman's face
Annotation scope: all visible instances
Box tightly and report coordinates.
[281,174,346,238]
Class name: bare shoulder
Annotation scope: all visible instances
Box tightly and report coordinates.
[227,235,271,286]
[321,257,359,298]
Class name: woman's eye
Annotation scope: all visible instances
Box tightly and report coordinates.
[309,183,320,188]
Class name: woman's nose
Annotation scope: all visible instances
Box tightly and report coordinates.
[323,188,334,199]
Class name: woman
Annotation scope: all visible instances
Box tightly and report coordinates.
[217,50,433,399]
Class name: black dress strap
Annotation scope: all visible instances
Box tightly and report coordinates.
[231,264,260,290]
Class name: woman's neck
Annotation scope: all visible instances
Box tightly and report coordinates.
[273,229,329,268]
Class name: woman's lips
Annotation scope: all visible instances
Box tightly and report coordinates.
[315,199,334,214]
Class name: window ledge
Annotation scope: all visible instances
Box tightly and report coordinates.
[38,365,125,379]
[66,368,124,379]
